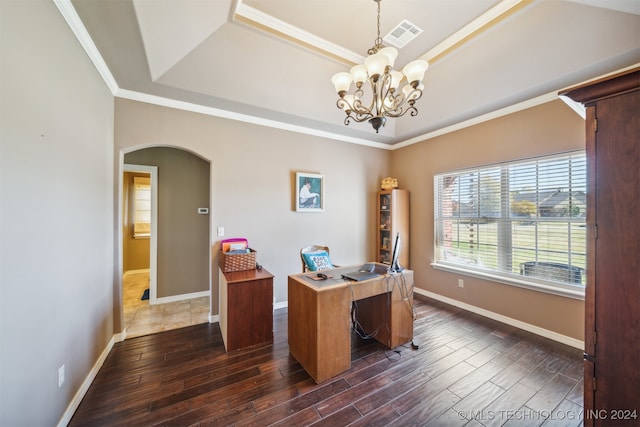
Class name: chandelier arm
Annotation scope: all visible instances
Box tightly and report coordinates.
[378,73,404,115]
[405,87,424,102]
[336,98,351,111]
[386,104,419,118]
[351,88,375,116]
[384,85,424,116]
[380,99,404,116]
[351,110,375,123]
[335,89,375,119]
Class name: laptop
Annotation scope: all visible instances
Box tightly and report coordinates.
[341,271,380,282]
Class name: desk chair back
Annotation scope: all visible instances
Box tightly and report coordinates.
[300,245,335,272]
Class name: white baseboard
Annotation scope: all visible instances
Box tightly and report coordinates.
[114,329,127,343]
[414,288,584,350]
[58,288,209,426]
[209,313,219,323]
[221,294,582,349]
[57,335,116,427]
[154,290,209,305]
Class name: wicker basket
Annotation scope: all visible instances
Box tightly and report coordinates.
[220,249,257,272]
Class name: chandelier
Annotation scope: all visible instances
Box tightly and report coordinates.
[331,0,429,133]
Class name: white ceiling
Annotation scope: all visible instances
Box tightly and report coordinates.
[68,0,640,147]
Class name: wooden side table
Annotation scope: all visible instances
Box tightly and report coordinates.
[219,268,274,352]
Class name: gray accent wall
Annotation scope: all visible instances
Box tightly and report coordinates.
[1,1,115,425]
[125,147,210,298]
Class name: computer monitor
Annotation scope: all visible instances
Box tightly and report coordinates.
[389,232,403,273]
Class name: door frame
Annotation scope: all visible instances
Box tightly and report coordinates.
[123,164,158,304]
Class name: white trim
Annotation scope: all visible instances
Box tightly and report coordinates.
[55,286,581,427]
[421,0,526,63]
[55,0,555,150]
[115,89,390,149]
[155,290,210,305]
[274,301,288,311]
[56,0,638,151]
[414,288,584,350]
[431,263,585,301]
[52,0,118,95]
[234,3,363,64]
[115,329,127,342]
[559,95,586,119]
[391,92,559,150]
[56,335,117,427]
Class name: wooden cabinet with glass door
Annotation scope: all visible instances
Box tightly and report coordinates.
[377,189,409,268]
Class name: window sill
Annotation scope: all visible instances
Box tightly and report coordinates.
[431,263,585,301]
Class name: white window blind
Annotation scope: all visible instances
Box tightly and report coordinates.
[133,176,151,238]
[434,151,586,292]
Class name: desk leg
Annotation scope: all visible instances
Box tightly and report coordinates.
[389,271,414,348]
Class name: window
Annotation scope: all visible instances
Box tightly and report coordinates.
[434,151,586,297]
[132,176,151,238]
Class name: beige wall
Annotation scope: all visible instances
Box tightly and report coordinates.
[115,98,390,312]
[115,98,587,341]
[391,99,586,341]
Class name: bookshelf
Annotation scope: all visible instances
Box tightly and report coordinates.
[377,189,409,267]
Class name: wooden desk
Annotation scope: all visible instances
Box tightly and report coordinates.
[219,268,274,352]
[288,265,413,383]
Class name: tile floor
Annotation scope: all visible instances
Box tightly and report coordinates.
[122,270,210,338]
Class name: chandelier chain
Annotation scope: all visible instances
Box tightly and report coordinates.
[370,0,384,55]
[375,0,382,48]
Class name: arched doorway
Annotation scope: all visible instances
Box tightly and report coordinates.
[121,147,211,337]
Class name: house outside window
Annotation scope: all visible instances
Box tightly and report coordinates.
[434,151,586,297]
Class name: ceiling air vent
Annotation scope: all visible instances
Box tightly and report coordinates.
[383,19,423,49]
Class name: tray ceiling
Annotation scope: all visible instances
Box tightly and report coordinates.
[67,0,640,146]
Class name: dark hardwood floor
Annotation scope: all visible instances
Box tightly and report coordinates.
[70,296,584,426]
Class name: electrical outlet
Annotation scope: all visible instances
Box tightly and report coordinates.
[217,227,224,237]
[458,279,464,288]
[58,364,65,388]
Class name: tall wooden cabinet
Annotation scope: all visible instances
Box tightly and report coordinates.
[561,68,639,426]
[377,189,409,268]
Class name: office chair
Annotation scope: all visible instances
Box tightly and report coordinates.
[300,245,339,272]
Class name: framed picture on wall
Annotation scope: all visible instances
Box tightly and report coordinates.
[296,172,324,212]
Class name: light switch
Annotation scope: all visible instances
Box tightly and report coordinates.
[217,227,224,237]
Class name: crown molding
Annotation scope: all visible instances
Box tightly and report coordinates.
[53,0,576,151]
[53,0,118,95]
[116,89,391,149]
